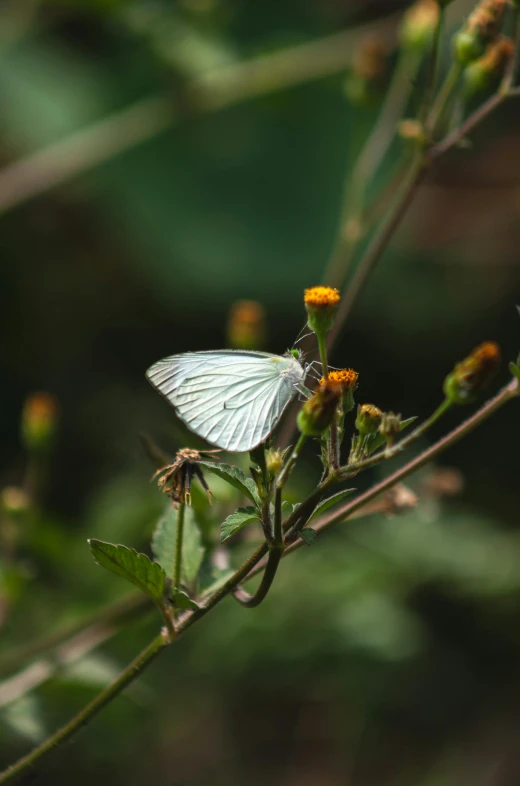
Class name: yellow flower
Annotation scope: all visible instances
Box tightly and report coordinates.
[304,286,340,336]
[297,379,342,437]
[21,392,59,451]
[304,286,340,308]
[319,368,358,389]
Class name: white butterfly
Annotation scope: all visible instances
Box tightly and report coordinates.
[146,349,306,453]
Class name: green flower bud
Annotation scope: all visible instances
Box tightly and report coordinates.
[265,448,284,478]
[345,35,388,106]
[443,341,501,404]
[297,381,342,437]
[464,36,514,96]
[355,403,383,436]
[454,0,508,65]
[400,0,440,50]
[21,393,59,452]
[379,412,402,442]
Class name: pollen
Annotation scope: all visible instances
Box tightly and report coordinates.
[304,286,340,308]
[319,368,359,389]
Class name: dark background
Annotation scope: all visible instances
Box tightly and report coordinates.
[1,0,520,784]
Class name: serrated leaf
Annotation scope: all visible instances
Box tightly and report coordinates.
[310,489,356,520]
[221,506,260,542]
[89,539,166,603]
[299,528,317,546]
[170,589,200,610]
[152,505,204,587]
[367,415,418,455]
[198,461,259,505]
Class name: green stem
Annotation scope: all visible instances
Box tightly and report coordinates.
[172,502,185,591]
[420,6,445,125]
[324,46,423,289]
[328,151,428,348]
[276,433,307,490]
[232,547,284,608]
[0,592,150,680]
[2,380,517,783]
[426,62,464,138]
[0,633,168,785]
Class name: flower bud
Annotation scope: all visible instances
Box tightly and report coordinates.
[400,0,440,50]
[443,341,501,404]
[304,286,340,337]
[1,486,30,518]
[21,393,59,452]
[355,403,383,436]
[345,35,388,106]
[227,299,266,350]
[265,448,284,477]
[454,0,508,65]
[464,36,514,95]
[379,412,402,442]
[297,380,342,437]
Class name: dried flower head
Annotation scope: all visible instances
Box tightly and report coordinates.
[153,448,217,507]
[443,341,501,404]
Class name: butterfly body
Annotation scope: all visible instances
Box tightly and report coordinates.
[146,349,305,453]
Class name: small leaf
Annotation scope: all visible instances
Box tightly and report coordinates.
[299,528,317,546]
[199,461,259,505]
[152,505,204,587]
[221,506,260,542]
[509,361,520,382]
[170,589,200,610]
[89,540,166,603]
[310,489,356,520]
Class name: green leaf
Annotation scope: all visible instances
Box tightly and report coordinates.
[1,696,45,743]
[170,589,200,610]
[509,361,520,382]
[367,415,417,455]
[89,539,166,603]
[299,528,317,546]
[152,505,204,587]
[198,461,259,505]
[310,489,356,520]
[221,506,260,542]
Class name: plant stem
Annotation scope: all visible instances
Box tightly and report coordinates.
[420,6,445,125]
[328,150,428,348]
[173,503,185,591]
[0,633,168,785]
[232,547,284,608]
[276,434,307,490]
[426,62,464,138]
[324,46,423,289]
[2,380,517,781]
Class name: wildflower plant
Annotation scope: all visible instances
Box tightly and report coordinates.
[1,0,520,781]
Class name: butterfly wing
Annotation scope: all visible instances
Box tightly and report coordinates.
[146,351,300,452]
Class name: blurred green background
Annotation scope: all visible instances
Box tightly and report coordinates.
[1,0,520,784]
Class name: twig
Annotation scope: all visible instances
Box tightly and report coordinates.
[0,14,399,217]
